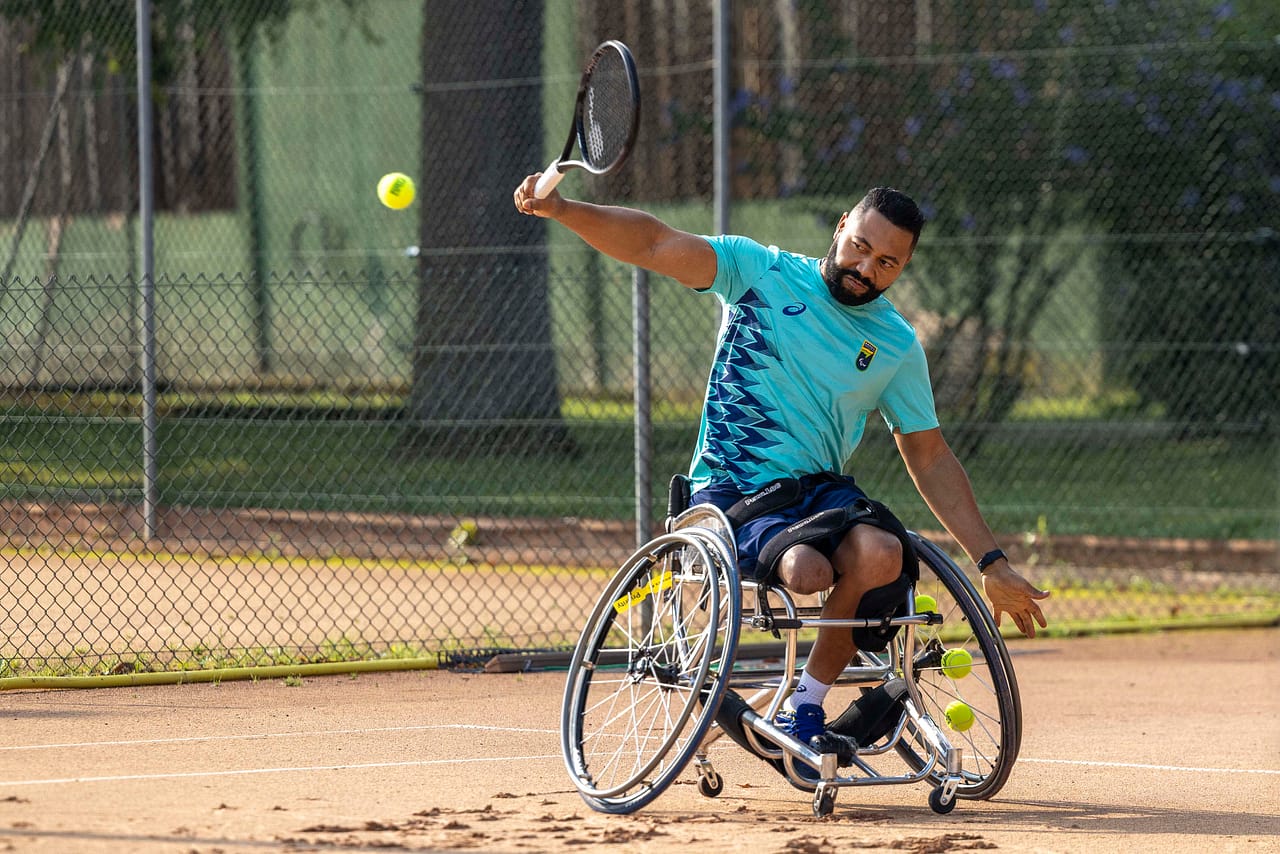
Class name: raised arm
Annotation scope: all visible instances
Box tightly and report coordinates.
[513,173,717,289]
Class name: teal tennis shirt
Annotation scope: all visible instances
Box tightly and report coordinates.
[688,234,939,493]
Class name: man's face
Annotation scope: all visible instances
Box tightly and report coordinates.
[820,207,915,306]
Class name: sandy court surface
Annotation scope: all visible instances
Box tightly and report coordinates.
[0,627,1277,853]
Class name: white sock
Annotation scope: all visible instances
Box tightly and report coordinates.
[785,671,831,712]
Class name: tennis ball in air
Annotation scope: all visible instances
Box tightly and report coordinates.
[940,648,973,679]
[377,172,416,209]
[914,593,937,613]
[944,700,975,732]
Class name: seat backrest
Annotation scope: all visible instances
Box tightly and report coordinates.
[667,474,691,522]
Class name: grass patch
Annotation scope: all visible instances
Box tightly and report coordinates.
[0,392,1274,539]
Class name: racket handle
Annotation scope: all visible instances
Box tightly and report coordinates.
[534,162,565,199]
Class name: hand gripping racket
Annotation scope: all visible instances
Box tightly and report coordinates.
[534,40,640,198]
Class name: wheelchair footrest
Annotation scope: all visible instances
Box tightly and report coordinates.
[713,677,909,782]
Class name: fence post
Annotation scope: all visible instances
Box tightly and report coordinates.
[713,0,730,235]
[633,267,651,548]
[135,0,158,540]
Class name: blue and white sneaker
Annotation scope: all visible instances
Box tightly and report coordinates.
[775,703,827,745]
[773,703,826,784]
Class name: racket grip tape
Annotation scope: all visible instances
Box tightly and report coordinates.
[534,162,565,199]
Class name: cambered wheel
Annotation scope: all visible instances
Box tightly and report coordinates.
[893,534,1022,801]
[561,529,741,814]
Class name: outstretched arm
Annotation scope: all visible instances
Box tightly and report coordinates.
[513,173,717,289]
[894,427,1050,638]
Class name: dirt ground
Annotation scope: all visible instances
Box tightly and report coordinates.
[1,627,1277,853]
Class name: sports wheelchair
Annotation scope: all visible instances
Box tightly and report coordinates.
[559,478,1022,818]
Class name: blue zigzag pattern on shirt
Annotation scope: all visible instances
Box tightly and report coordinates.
[698,288,786,487]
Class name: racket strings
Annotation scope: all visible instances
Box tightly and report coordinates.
[580,50,637,170]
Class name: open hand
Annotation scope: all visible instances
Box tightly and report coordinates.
[981,563,1050,638]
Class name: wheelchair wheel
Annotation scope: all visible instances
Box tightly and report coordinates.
[561,528,741,814]
[891,534,1022,800]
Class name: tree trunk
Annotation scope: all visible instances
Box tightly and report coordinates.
[407,0,573,455]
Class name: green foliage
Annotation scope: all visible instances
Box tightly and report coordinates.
[723,1,1278,436]
[0,0,375,80]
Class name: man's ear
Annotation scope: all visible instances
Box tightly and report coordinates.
[835,211,849,237]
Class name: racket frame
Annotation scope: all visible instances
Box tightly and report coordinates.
[535,39,640,198]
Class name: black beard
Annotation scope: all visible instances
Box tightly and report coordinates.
[821,241,883,306]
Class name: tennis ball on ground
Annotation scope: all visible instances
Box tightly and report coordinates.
[940,648,973,679]
[377,172,416,209]
[944,700,975,732]
[914,593,937,613]
[449,518,479,548]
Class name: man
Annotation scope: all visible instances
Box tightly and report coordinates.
[514,176,1049,755]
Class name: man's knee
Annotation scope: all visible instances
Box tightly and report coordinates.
[835,525,903,586]
[775,544,832,595]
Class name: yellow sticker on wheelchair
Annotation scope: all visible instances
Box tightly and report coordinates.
[612,570,673,614]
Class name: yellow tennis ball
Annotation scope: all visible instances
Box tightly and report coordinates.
[377,172,415,210]
[941,648,973,679]
[914,594,937,613]
[944,700,975,732]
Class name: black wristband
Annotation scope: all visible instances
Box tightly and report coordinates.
[976,548,1007,573]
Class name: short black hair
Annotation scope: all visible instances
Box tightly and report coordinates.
[853,187,925,250]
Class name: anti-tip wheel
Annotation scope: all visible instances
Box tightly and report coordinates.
[929,785,958,814]
[697,772,724,798]
[812,787,837,818]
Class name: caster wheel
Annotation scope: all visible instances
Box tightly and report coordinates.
[813,787,837,817]
[929,786,958,814]
[697,772,724,798]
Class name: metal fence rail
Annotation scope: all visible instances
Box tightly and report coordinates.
[0,0,1276,678]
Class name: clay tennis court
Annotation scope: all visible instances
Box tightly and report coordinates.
[2,626,1276,853]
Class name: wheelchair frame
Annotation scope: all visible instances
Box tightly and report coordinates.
[560,501,1022,818]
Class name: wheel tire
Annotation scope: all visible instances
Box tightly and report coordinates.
[893,534,1022,801]
[561,529,741,814]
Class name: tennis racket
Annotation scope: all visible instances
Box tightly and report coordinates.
[534,40,640,199]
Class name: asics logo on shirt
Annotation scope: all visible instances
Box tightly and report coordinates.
[783,304,807,316]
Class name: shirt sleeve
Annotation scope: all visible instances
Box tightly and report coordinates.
[878,337,940,434]
[699,234,778,304]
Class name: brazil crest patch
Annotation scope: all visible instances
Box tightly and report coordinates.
[856,340,878,371]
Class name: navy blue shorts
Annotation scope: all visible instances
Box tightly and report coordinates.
[691,474,870,582]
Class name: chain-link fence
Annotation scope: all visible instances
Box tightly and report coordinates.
[0,0,1276,679]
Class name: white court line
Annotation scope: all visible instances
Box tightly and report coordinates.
[1021,758,1280,776]
[2,755,1275,788]
[0,723,556,752]
[0,754,561,788]
[1,753,1275,789]
[3,756,1274,788]
[4,723,1275,785]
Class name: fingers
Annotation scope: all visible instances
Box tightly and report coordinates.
[513,173,559,217]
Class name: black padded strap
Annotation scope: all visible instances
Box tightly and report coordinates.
[755,497,919,584]
[723,476,803,528]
